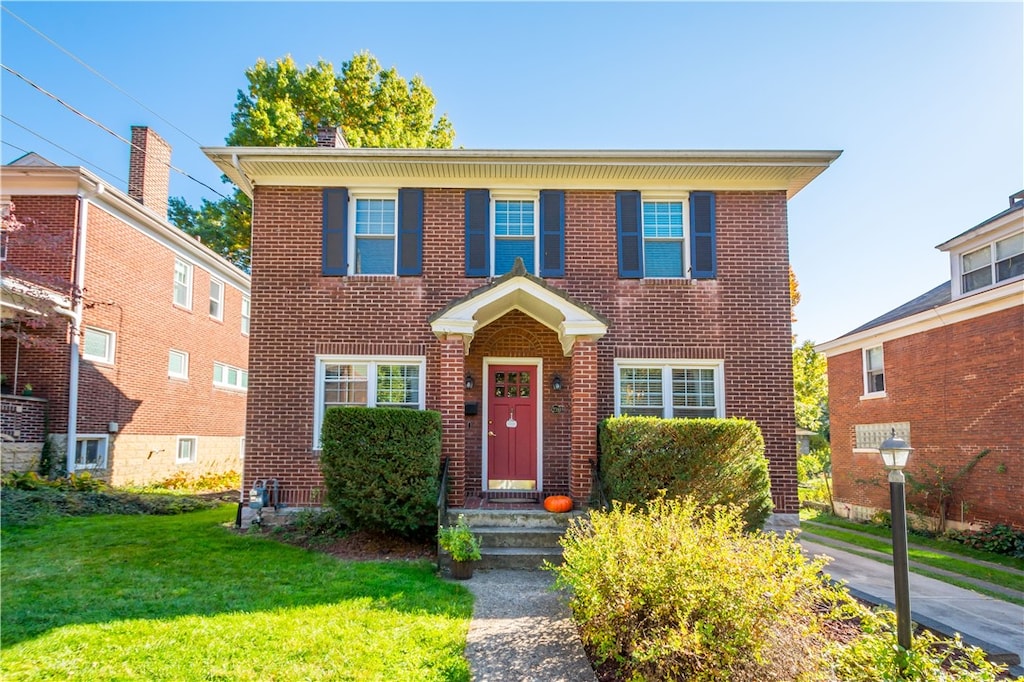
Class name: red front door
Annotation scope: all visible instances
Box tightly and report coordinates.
[487,365,538,490]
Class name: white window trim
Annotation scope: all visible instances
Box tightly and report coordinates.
[950,228,1024,298]
[347,190,399,276]
[73,434,109,471]
[0,200,10,262]
[312,355,426,450]
[173,258,193,310]
[176,436,198,464]
[82,326,116,364]
[213,361,248,391]
[209,278,225,321]
[613,358,725,418]
[641,191,690,279]
[168,349,189,380]
[862,345,886,398]
[241,296,251,336]
[490,191,540,276]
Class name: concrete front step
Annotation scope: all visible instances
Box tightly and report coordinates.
[473,526,567,549]
[441,508,584,569]
[446,508,584,529]
[441,546,565,570]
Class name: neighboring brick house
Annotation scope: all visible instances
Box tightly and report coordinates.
[817,191,1023,530]
[206,139,839,529]
[1,127,250,485]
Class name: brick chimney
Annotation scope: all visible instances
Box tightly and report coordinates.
[316,124,350,148]
[128,126,172,218]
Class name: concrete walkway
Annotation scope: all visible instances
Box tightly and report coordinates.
[459,569,596,682]
[801,537,1024,677]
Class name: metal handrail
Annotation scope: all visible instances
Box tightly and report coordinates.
[436,457,450,570]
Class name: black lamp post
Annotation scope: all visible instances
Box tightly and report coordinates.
[878,428,914,651]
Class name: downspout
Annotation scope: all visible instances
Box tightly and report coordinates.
[231,154,255,196]
[66,183,103,473]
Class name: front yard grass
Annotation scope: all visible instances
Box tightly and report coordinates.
[1,505,473,681]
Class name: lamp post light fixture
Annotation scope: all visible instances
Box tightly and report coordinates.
[878,428,914,651]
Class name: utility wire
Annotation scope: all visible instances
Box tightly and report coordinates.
[1,63,228,199]
[2,5,206,148]
[3,114,128,185]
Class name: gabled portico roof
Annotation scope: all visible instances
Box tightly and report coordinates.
[429,259,608,356]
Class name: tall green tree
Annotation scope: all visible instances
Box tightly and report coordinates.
[170,52,455,269]
[793,339,828,433]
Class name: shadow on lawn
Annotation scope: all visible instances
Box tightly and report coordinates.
[0,505,472,647]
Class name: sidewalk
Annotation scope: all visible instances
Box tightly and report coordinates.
[800,536,1024,677]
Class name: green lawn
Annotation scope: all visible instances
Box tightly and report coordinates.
[1,505,473,681]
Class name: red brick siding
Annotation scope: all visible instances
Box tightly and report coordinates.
[828,305,1024,528]
[245,187,798,512]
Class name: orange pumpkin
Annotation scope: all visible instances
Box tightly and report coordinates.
[544,495,573,513]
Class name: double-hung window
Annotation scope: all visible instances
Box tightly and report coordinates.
[209,279,224,320]
[961,231,1024,293]
[863,346,885,395]
[174,258,192,309]
[642,198,686,277]
[313,356,425,448]
[615,360,723,419]
[213,362,248,390]
[351,195,397,275]
[241,296,250,335]
[493,196,537,275]
[83,327,115,364]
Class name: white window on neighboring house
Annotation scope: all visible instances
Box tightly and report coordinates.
[168,349,189,379]
[0,201,9,262]
[213,362,248,391]
[492,196,538,275]
[83,327,116,364]
[176,436,197,464]
[174,259,193,309]
[642,197,687,278]
[313,356,426,448]
[961,231,1024,294]
[241,296,250,335]
[75,435,108,470]
[209,278,224,320]
[863,346,885,396]
[615,360,724,419]
[350,195,397,275]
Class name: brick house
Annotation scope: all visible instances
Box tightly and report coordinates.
[205,139,839,529]
[817,191,1023,529]
[1,127,250,485]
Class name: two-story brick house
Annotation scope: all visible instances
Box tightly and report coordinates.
[206,138,839,528]
[818,191,1023,529]
[1,127,250,485]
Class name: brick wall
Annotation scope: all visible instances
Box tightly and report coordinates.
[828,305,1024,528]
[245,187,799,513]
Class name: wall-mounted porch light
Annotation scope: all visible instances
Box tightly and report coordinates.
[551,374,563,391]
[465,374,475,390]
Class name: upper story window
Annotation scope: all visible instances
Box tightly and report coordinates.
[863,345,885,396]
[168,349,189,379]
[313,356,425,448]
[351,195,397,275]
[642,199,686,278]
[83,326,115,364]
[614,360,724,419]
[213,362,248,391]
[0,201,10,262]
[493,197,538,275]
[241,296,250,335]
[961,231,1024,294]
[209,279,224,320]
[173,259,193,309]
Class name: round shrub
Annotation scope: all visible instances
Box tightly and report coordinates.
[319,406,441,537]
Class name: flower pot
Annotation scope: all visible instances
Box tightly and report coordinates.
[450,560,474,580]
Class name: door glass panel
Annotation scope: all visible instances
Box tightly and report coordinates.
[519,372,529,384]
[495,372,505,383]
[520,385,530,397]
[507,385,518,397]
[495,386,505,397]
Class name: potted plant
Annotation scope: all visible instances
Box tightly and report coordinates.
[21,383,33,397]
[438,513,481,580]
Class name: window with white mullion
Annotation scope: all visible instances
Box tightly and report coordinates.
[961,245,993,293]
[351,196,397,275]
[617,361,723,419]
[492,198,537,275]
[642,198,686,278]
[618,367,665,417]
[863,346,885,395]
[671,368,717,418]
[995,232,1024,283]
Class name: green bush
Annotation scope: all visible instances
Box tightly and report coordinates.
[319,406,441,537]
[1,471,106,492]
[550,496,846,681]
[599,417,772,529]
[946,524,1024,559]
[0,487,223,528]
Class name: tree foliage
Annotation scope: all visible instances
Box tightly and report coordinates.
[793,339,828,433]
[170,52,456,269]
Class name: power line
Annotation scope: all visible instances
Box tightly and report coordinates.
[1,5,206,149]
[1,63,229,200]
[2,114,128,185]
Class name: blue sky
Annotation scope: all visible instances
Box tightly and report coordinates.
[2,2,1021,344]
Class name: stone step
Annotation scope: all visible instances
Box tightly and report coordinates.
[473,526,566,549]
[440,546,564,571]
[446,508,584,529]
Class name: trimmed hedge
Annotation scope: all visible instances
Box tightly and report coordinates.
[319,406,441,537]
[599,416,773,529]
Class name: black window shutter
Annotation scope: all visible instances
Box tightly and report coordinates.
[397,188,423,276]
[322,188,348,275]
[690,192,716,279]
[465,189,490,277]
[539,190,565,277]
[616,190,643,278]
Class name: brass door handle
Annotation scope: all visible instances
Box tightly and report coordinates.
[488,431,496,437]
